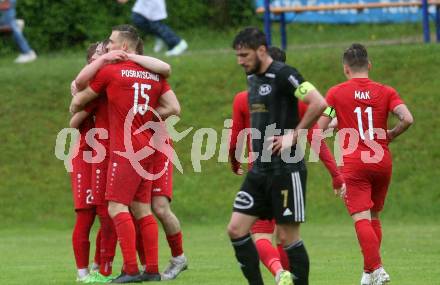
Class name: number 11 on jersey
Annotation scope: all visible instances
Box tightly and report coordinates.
[133,82,151,115]
[354,106,374,140]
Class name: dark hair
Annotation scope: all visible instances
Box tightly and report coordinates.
[136,38,144,55]
[232,27,267,50]
[268,46,286,62]
[343,43,369,71]
[101,38,110,53]
[86,42,100,63]
[112,24,140,51]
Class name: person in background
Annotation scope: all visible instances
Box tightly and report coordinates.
[0,0,37,63]
[117,0,188,56]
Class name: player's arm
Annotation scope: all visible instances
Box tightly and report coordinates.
[70,87,99,114]
[317,105,336,131]
[156,90,181,119]
[328,117,338,129]
[70,111,90,129]
[296,88,328,131]
[271,76,327,154]
[387,104,413,142]
[127,53,171,78]
[75,50,127,91]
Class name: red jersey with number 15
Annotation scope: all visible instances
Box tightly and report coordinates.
[325,78,404,164]
[90,61,170,153]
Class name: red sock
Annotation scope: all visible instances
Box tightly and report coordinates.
[135,218,146,266]
[355,219,382,272]
[371,219,382,248]
[112,212,139,275]
[276,244,290,270]
[166,232,184,257]
[72,208,96,269]
[97,206,117,276]
[255,239,283,276]
[94,228,102,266]
[136,215,159,274]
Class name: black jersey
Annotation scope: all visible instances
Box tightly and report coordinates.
[247,60,307,173]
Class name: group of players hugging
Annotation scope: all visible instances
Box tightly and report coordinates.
[68,24,187,283]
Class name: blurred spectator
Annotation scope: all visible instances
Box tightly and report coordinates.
[0,0,36,63]
[118,0,188,56]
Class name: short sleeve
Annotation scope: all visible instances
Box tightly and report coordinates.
[279,65,317,101]
[387,86,404,111]
[161,77,172,96]
[89,66,111,95]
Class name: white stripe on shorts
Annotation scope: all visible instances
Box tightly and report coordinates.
[291,172,305,222]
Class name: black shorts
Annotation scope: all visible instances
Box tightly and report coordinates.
[233,169,307,224]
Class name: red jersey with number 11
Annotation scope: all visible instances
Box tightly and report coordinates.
[325,78,404,164]
[90,61,171,153]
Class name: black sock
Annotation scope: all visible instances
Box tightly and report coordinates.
[231,234,264,285]
[284,240,309,285]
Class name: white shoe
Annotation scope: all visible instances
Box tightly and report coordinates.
[153,37,165,53]
[165,39,188,57]
[161,254,188,280]
[14,50,37,64]
[76,274,89,282]
[361,272,371,285]
[16,19,25,32]
[275,270,293,285]
[371,267,390,285]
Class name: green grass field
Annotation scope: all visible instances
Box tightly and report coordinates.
[0,22,439,284]
[0,222,439,284]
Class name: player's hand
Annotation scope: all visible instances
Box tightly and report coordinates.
[332,173,345,190]
[69,97,82,114]
[70,81,78,97]
[334,183,346,199]
[267,131,298,155]
[117,0,129,4]
[101,50,128,64]
[387,129,395,142]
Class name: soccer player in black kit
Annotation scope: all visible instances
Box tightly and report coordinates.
[227,27,327,285]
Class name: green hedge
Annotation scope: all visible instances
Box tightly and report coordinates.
[1,0,254,53]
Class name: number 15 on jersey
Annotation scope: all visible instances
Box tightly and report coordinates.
[132,82,151,115]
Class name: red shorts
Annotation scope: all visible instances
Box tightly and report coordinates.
[105,155,153,206]
[91,156,109,206]
[251,219,275,234]
[343,163,392,215]
[151,150,173,200]
[71,153,94,210]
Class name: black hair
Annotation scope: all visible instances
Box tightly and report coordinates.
[268,46,286,62]
[86,42,100,63]
[232,27,267,50]
[343,43,369,71]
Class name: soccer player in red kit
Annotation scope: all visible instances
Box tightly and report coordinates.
[69,42,109,282]
[70,24,180,283]
[229,47,345,280]
[318,44,413,285]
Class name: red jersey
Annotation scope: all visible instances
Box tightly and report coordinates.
[325,78,404,164]
[84,96,109,150]
[90,61,171,153]
[230,91,252,165]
